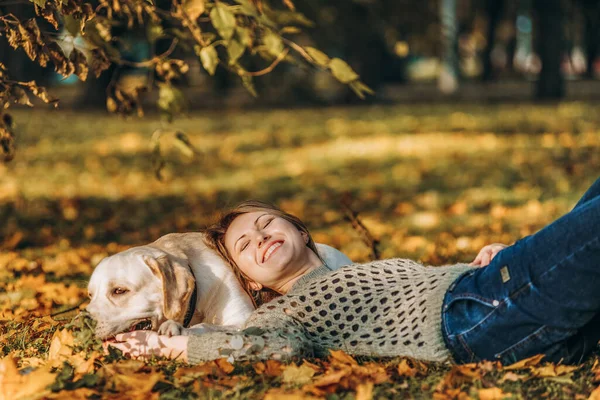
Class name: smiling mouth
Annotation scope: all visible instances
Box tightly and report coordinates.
[127,319,152,332]
[263,241,283,262]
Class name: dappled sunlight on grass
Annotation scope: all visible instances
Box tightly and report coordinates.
[1,102,600,398]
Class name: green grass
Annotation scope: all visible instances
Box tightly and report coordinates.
[1,102,600,399]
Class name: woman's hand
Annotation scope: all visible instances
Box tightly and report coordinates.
[104,331,189,362]
[470,243,508,267]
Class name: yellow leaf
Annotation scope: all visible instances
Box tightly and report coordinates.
[210,3,236,40]
[304,46,330,67]
[184,0,205,20]
[48,329,74,362]
[0,356,55,400]
[262,31,284,58]
[328,58,359,84]
[198,45,218,76]
[281,363,316,384]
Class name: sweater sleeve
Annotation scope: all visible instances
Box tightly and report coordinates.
[186,312,316,364]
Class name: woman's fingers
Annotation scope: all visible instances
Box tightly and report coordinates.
[470,244,508,267]
[480,250,492,267]
[469,250,484,266]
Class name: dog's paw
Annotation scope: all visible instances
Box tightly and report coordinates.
[158,320,185,337]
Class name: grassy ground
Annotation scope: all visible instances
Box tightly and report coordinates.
[1,102,600,399]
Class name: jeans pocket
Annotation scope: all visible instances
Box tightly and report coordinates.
[443,292,502,362]
[494,325,579,365]
[444,293,500,336]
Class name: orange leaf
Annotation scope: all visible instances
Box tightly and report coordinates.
[265,359,284,377]
[253,362,266,375]
[111,372,161,393]
[499,371,525,383]
[478,387,511,400]
[215,358,234,374]
[328,349,358,366]
[313,369,349,387]
[504,354,544,370]
[355,381,374,400]
[397,359,417,377]
[589,386,600,400]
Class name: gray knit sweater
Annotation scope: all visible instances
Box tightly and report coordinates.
[187,259,475,364]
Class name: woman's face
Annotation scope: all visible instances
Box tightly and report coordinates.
[224,211,313,290]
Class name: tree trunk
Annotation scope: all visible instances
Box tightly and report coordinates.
[534,0,565,99]
[582,0,600,79]
[482,0,504,81]
[438,0,459,94]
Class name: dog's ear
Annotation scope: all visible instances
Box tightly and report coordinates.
[143,255,195,322]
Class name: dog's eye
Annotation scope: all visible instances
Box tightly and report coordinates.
[112,287,128,295]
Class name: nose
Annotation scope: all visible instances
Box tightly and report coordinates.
[257,232,271,248]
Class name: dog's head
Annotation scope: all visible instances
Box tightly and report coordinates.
[86,247,195,339]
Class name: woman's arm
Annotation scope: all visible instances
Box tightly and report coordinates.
[106,314,315,363]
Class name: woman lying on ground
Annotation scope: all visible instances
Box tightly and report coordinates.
[108,179,600,365]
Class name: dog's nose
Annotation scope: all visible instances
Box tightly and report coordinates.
[85,303,97,316]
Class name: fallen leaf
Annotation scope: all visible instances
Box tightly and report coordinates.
[478,387,510,400]
[0,356,56,400]
[589,386,600,400]
[281,363,316,385]
[329,349,358,366]
[111,371,161,393]
[531,363,578,378]
[397,359,418,377]
[504,354,545,370]
[264,388,320,400]
[48,329,75,363]
[313,369,349,387]
[356,381,374,400]
[253,361,266,375]
[215,358,235,374]
[265,359,284,377]
[499,371,525,383]
[46,388,97,399]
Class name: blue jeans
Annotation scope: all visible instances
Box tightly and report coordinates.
[442,177,600,365]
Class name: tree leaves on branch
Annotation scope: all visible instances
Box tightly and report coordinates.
[198,45,219,75]
[0,0,373,160]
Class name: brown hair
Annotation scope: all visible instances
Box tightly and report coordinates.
[204,200,322,307]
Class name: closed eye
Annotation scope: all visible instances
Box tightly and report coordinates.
[262,218,273,229]
[241,241,250,251]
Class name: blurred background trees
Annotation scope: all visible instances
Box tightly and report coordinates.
[1,0,599,117]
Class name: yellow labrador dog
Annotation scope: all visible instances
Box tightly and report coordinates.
[86,233,351,339]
